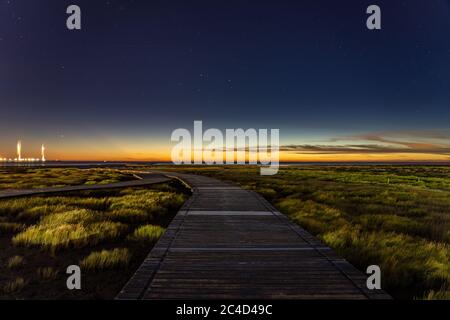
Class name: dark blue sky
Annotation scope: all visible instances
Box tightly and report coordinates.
[1,0,450,160]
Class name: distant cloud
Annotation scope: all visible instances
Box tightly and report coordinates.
[280,144,450,155]
[282,129,450,156]
[338,129,449,141]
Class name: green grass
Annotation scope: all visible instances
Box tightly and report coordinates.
[0,168,135,190]
[151,165,450,299]
[128,225,165,242]
[80,248,131,270]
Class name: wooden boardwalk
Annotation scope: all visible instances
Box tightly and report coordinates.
[117,172,390,300]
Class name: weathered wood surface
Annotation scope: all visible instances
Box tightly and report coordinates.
[117,172,391,300]
[0,173,171,199]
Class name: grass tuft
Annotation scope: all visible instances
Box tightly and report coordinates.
[6,255,24,269]
[107,208,149,223]
[12,221,127,251]
[422,287,450,300]
[127,225,165,242]
[36,267,59,282]
[80,248,131,270]
[3,277,26,294]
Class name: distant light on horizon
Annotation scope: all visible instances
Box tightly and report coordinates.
[17,140,22,161]
[41,144,46,162]
[0,140,48,163]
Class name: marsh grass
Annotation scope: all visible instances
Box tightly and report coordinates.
[80,248,131,270]
[3,277,26,294]
[12,219,127,252]
[107,208,149,223]
[0,180,188,299]
[4,187,187,252]
[0,222,23,234]
[422,287,450,300]
[127,225,165,242]
[0,197,109,221]
[0,168,134,190]
[323,227,449,292]
[109,190,186,219]
[36,267,59,282]
[6,255,24,269]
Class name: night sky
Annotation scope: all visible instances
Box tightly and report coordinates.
[1,0,450,161]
